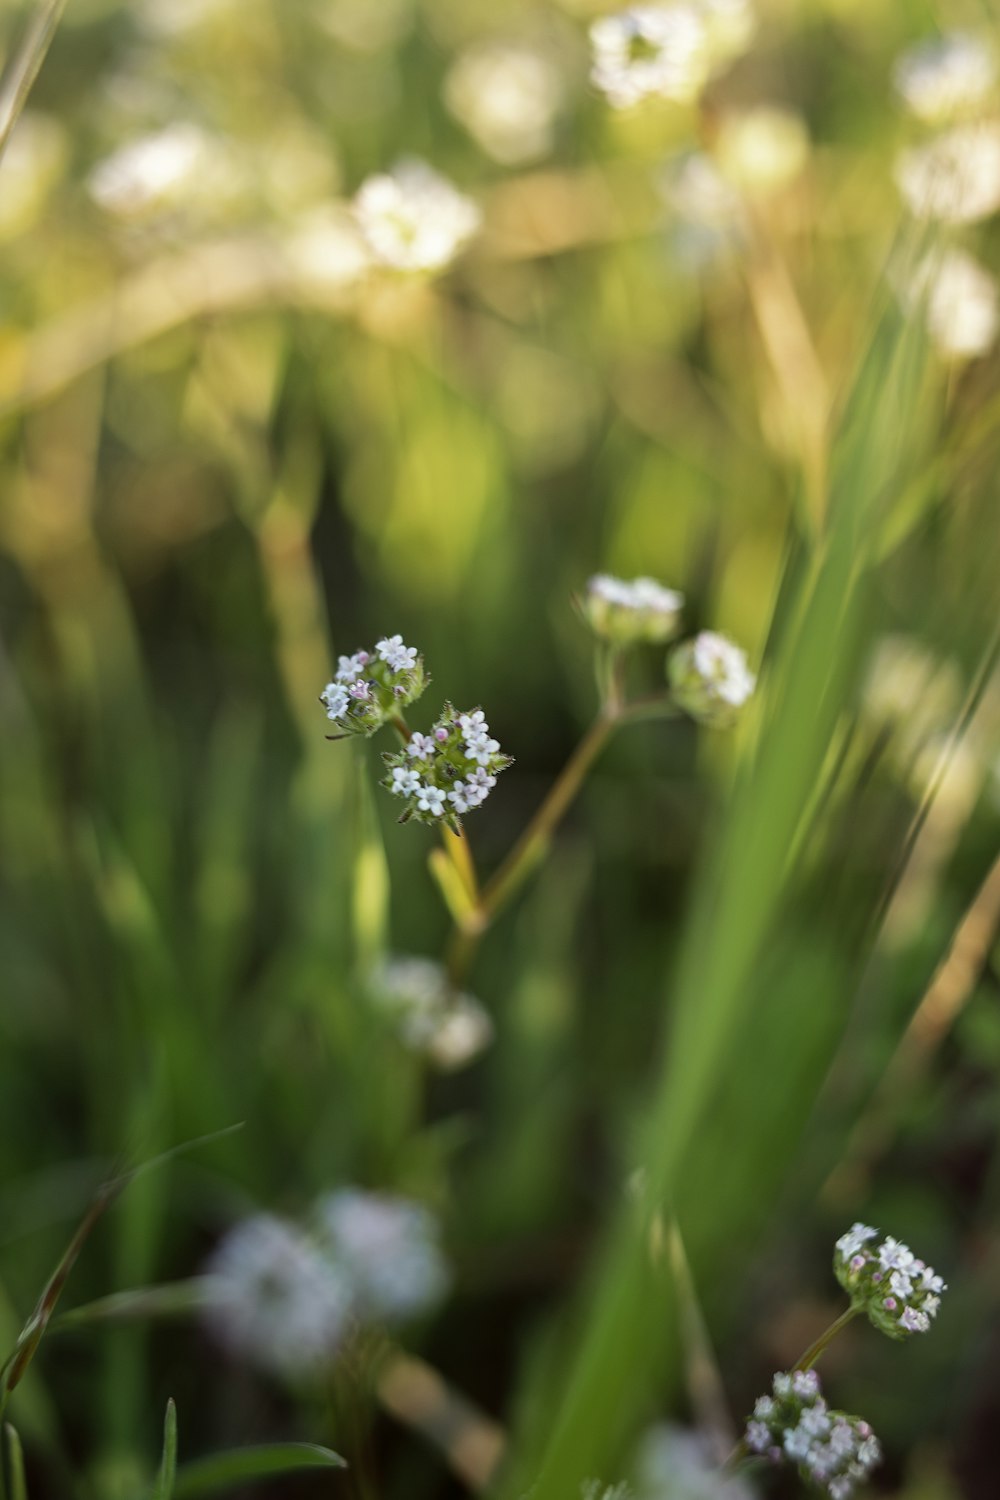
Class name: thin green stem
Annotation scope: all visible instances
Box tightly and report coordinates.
[0,0,68,164]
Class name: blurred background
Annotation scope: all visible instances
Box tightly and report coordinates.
[1,0,1000,1496]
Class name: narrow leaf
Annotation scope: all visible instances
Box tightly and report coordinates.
[172,1444,346,1498]
[153,1400,178,1500]
[4,1423,27,1500]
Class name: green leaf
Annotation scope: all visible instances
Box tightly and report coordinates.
[172,1444,347,1498]
[4,1423,28,1500]
[153,1400,178,1500]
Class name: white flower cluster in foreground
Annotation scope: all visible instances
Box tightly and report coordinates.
[88,123,230,220]
[914,248,999,360]
[202,1189,449,1378]
[372,955,493,1071]
[382,704,512,828]
[745,1369,881,1500]
[583,574,685,645]
[353,158,481,272]
[669,631,756,726]
[894,31,997,125]
[320,634,428,737]
[834,1223,946,1340]
[589,1,755,109]
[895,122,1000,223]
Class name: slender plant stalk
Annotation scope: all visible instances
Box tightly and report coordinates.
[0,0,69,164]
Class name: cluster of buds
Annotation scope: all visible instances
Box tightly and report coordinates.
[580,573,684,646]
[371,956,493,1071]
[320,635,428,738]
[745,1370,881,1500]
[668,630,756,726]
[381,704,512,828]
[834,1223,946,1340]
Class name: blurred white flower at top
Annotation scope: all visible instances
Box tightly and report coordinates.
[896,123,1000,223]
[202,1214,354,1379]
[916,248,999,360]
[635,1424,757,1498]
[715,106,809,194]
[353,159,481,272]
[589,1,754,109]
[88,123,234,220]
[445,42,564,165]
[371,955,493,1071]
[0,112,66,238]
[893,31,997,125]
[318,1188,450,1322]
[590,6,710,107]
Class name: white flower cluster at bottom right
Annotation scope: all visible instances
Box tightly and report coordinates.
[745,1369,881,1500]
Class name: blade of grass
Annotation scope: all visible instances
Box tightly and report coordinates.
[3,1424,26,1500]
[171,1444,346,1498]
[0,0,67,164]
[153,1401,178,1500]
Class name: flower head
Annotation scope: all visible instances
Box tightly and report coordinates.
[917,248,999,360]
[353,158,481,272]
[744,1370,881,1498]
[201,1214,353,1379]
[668,631,756,726]
[590,6,711,108]
[582,573,685,646]
[444,42,564,165]
[381,703,512,829]
[833,1224,946,1340]
[320,635,427,738]
[894,31,996,125]
[371,955,493,1070]
[317,1188,449,1322]
[896,123,1000,224]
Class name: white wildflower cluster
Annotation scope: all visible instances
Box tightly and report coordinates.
[895,122,1000,224]
[445,42,564,165]
[582,574,685,646]
[371,955,494,1071]
[634,1424,757,1499]
[352,158,481,272]
[381,704,512,828]
[909,248,999,361]
[744,1369,881,1500]
[834,1223,946,1341]
[668,630,756,727]
[894,31,997,125]
[320,635,428,738]
[202,1188,449,1379]
[88,123,234,222]
[589,1,755,110]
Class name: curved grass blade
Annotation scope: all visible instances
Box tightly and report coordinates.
[172,1444,346,1498]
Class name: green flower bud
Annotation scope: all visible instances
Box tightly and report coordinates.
[580,574,684,647]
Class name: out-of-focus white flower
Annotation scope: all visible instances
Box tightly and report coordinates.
[669,631,756,726]
[921,248,999,359]
[834,1225,946,1342]
[715,106,809,194]
[582,573,685,645]
[896,123,1000,223]
[88,123,229,219]
[659,150,744,267]
[0,112,66,237]
[202,1214,353,1378]
[745,1370,881,1498]
[318,1189,450,1322]
[893,31,996,125]
[372,955,493,1071]
[445,42,564,165]
[590,6,711,108]
[635,1424,757,1498]
[353,159,481,272]
[862,635,961,746]
[288,207,370,297]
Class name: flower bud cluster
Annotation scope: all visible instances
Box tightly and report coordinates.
[320,635,428,738]
[668,630,756,726]
[371,955,493,1071]
[745,1370,881,1500]
[381,704,512,828]
[834,1223,946,1340]
[581,573,685,646]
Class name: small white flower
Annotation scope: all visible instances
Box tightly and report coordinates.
[375,634,419,672]
[448,784,471,814]
[900,1305,930,1333]
[202,1214,353,1378]
[417,785,447,816]
[792,1370,821,1400]
[920,1266,946,1294]
[320,682,350,720]
[923,248,999,359]
[836,1222,878,1259]
[590,6,711,108]
[407,731,437,759]
[896,123,1000,224]
[336,651,369,682]
[459,710,488,737]
[318,1189,450,1321]
[889,1268,913,1299]
[467,735,501,766]
[88,123,212,218]
[745,1420,770,1452]
[878,1237,914,1274]
[584,573,685,645]
[692,632,755,705]
[354,159,481,273]
[390,766,421,797]
[894,31,996,125]
[372,955,493,1070]
[444,42,564,165]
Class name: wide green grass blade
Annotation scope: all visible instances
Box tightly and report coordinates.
[171,1444,346,1498]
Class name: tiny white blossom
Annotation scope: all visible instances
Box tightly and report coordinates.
[390,766,421,797]
[894,31,997,125]
[407,731,437,759]
[448,784,471,814]
[889,1268,913,1299]
[321,682,350,720]
[920,1266,946,1294]
[417,785,447,816]
[467,735,501,766]
[836,1222,878,1258]
[459,711,488,737]
[372,955,493,1070]
[896,123,1000,224]
[900,1305,930,1333]
[88,123,213,218]
[375,634,419,672]
[336,651,369,682]
[590,6,711,108]
[202,1214,353,1378]
[692,632,755,705]
[318,1188,450,1321]
[878,1237,915,1274]
[444,42,563,165]
[354,159,481,272]
[923,248,999,359]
